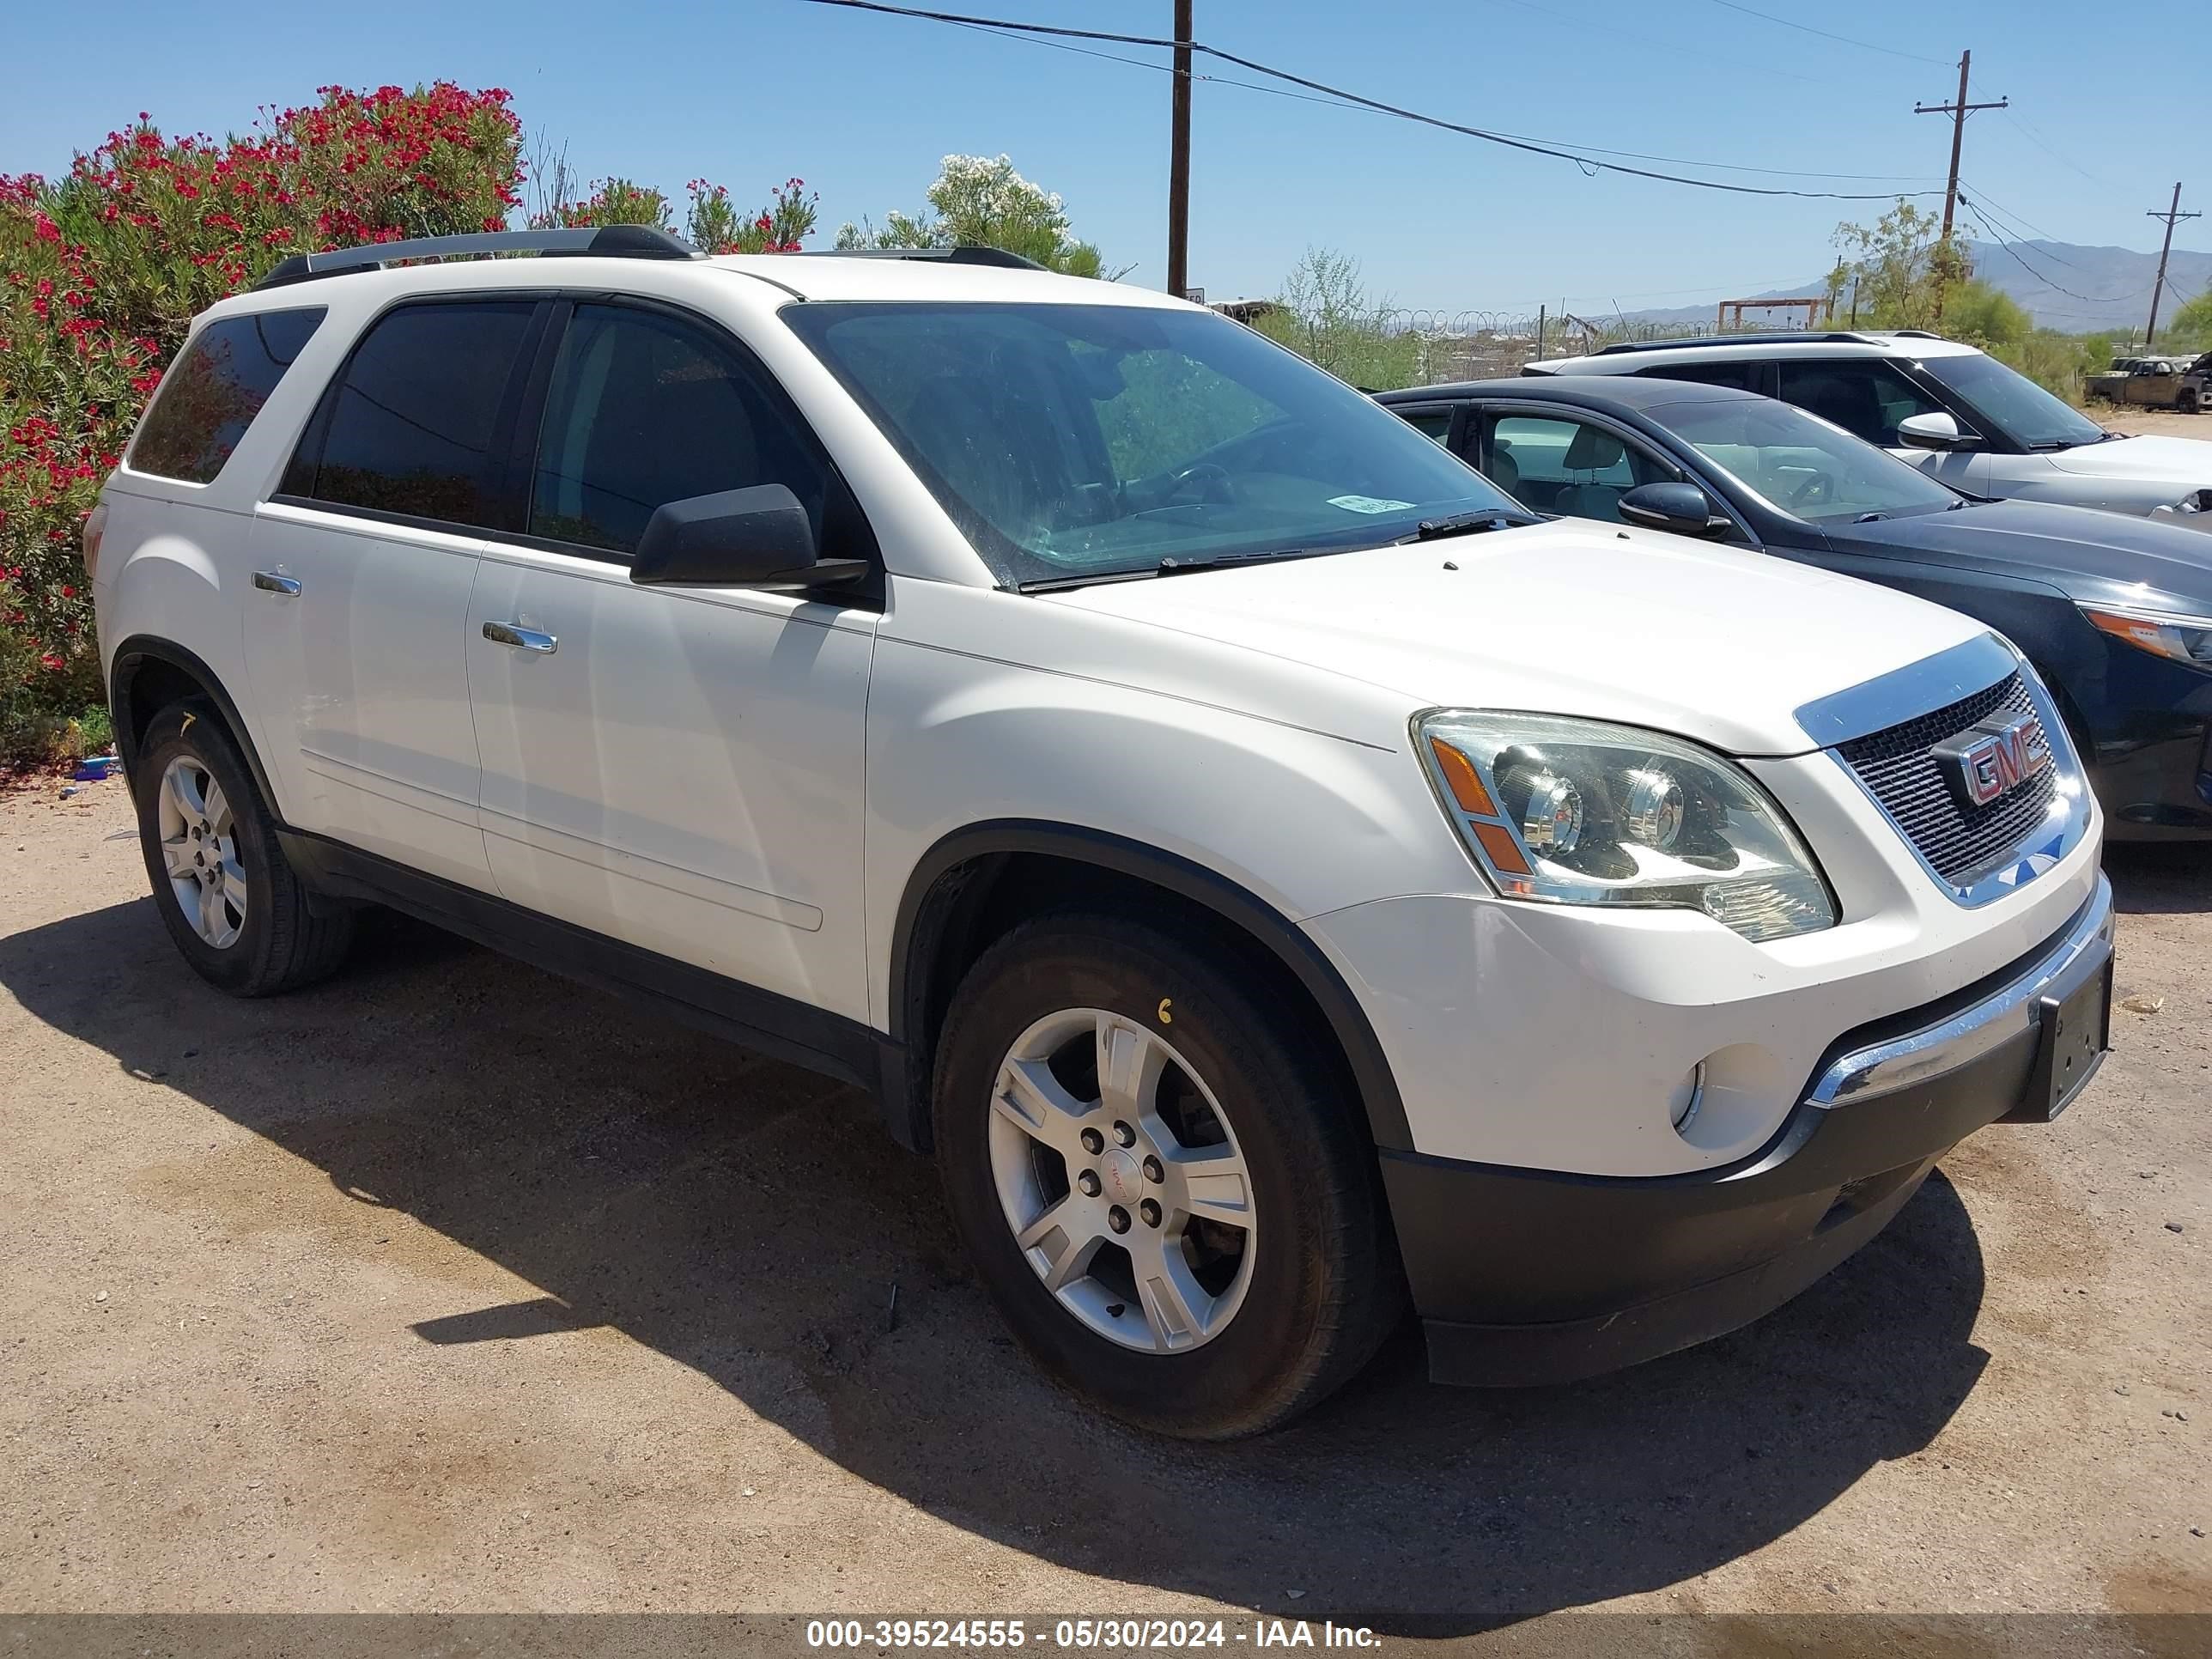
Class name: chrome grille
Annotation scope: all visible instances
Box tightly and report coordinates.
[1836,672,2059,882]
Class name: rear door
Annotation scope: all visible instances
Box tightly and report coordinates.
[464,299,877,1019]
[246,299,544,888]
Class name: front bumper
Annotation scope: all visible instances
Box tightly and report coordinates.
[1384,875,2115,1388]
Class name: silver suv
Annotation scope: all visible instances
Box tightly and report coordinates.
[1529,330,2212,529]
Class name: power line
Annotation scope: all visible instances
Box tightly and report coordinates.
[1955,184,2089,267]
[1957,200,2098,301]
[967,17,1936,185]
[1697,0,1951,65]
[798,0,1946,201]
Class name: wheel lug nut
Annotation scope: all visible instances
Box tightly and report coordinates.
[1112,1121,1135,1147]
[1139,1199,1161,1228]
[1143,1155,1164,1183]
[1076,1170,1102,1197]
[1080,1127,1104,1155]
[1108,1206,1131,1235]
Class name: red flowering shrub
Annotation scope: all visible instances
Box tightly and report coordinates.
[1,84,523,763]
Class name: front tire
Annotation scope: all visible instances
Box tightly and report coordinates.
[933,914,1402,1437]
[131,700,353,996]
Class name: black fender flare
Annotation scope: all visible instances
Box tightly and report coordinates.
[886,819,1413,1153]
[108,635,281,814]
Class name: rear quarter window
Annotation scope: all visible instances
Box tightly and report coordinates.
[127,308,326,483]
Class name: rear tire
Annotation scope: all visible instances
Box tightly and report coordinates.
[131,700,354,996]
[933,913,1403,1437]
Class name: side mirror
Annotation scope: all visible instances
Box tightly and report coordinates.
[1617,482,1731,539]
[1896,410,1978,452]
[630,484,868,589]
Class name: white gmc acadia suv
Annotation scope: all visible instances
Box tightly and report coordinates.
[88,228,2114,1437]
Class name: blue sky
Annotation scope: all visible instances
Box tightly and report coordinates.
[3,0,2201,313]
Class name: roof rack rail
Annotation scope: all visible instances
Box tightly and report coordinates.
[253,225,703,290]
[1591,330,1893,356]
[796,245,1049,271]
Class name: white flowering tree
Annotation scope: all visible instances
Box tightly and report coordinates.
[837,154,1109,278]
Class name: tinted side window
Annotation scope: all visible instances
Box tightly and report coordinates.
[300,301,536,528]
[129,309,326,483]
[528,304,831,556]
[1638,361,1759,392]
[1777,360,1945,447]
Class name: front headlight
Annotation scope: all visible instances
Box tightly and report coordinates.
[2082,604,2212,666]
[1416,711,1838,943]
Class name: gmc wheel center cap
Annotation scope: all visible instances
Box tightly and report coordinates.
[1101,1148,1143,1206]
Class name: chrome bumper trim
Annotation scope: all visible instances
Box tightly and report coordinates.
[1807,872,2115,1108]
[1792,631,2017,748]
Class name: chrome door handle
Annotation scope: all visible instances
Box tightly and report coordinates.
[483,620,557,654]
[252,570,301,596]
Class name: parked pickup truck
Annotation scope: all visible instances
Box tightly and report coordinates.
[2086,355,2207,413]
[91,229,2114,1435]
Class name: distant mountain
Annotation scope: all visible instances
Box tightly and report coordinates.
[1623,240,2212,337]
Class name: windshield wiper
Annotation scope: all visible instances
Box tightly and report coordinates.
[1155,547,1344,576]
[1017,546,1342,593]
[1397,511,1534,543]
[1853,511,1888,523]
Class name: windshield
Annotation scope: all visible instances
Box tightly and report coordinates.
[1917,351,2106,449]
[781,301,1515,585]
[1651,396,1962,522]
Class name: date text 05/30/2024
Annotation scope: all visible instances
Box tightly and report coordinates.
[805,1620,1382,1650]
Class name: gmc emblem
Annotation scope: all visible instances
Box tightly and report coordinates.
[1934,709,2052,808]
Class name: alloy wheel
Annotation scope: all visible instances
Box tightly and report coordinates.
[987,1007,1256,1353]
[156,755,246,950]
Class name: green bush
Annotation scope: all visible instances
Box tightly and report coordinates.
[1249,247,1421,391]
[1990,329,2110,404]
[836,155,1109,277]
[0,605,106,768]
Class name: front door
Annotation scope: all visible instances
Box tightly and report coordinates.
[1774,358,1985,493]
[1475,410,1675,523]
[465,301,876,1020]
[244,299,544,889]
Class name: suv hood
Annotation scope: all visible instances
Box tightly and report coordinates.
[1844,498,2212,612]
[2045,432,2212,485]
[1052,520,1984,757]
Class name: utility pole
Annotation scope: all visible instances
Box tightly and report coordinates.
[1166,0,1193,299]
[1914,50,2006,319]
[2144,183,2200,349]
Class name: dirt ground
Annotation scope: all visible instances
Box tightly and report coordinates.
[0,779,2206,1633]
[2097,406,2209,438]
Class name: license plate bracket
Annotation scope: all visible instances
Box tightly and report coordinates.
[2005,939,2113,1124]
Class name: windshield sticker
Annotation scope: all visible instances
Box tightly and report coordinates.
[1327,494,1416,514]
